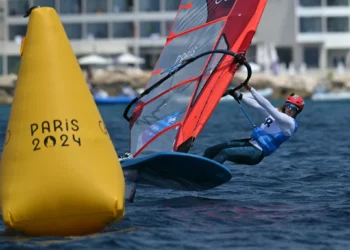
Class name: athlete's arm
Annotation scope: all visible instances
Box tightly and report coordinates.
[241,93,270,116]
[247,86,296,136]
[225,88,269,116]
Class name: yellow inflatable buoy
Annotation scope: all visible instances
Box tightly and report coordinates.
[0,6,125,236]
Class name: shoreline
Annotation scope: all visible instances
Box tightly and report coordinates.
[1,70,350,105]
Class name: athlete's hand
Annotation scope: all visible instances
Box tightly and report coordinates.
[227,89,236,97]
[226,88,242,98]
[244,83,252,91]
[222,89,242,100]
[222,89,234,97]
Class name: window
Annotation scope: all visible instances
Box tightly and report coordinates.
[139,0,160,11]
[140,47,162,70]
[63,23,82,39]
[0,56,3,75]
[9,25,27,41]
[112,0,134,12]
[86,0,107,13]
[8,56,21,74]
[140,22,161,38]
[303,47,319,68]
[165,0,181,11]
[245,45,257,62]
[113,22,134,38]
[331,55,346,67]
[327,17,349,32]
[33,0,55,8]
[299,0,322,6]
[299,17,322,32]
[327,0,349,6]
[8,0,29,16]
[165,21,174,36]
[277,48,293,68]
[60,0,82,14]
[87,23,108,39]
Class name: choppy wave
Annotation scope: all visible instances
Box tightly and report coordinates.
[0,101,350,250]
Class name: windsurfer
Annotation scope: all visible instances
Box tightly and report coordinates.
[203,83,304,165]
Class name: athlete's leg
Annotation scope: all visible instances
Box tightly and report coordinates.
[203,141,246,159]
[212,144,263,165]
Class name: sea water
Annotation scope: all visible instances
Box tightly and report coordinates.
[0,99,349,250]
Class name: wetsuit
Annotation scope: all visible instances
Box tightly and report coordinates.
[203,88,298,165]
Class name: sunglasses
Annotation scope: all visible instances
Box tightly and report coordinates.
[285,103,299,111]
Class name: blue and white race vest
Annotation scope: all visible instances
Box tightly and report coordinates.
[250,116,298,157]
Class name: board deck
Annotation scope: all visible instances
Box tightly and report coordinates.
[120,152,232,191]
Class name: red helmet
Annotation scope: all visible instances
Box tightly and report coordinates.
[286,93,304,112]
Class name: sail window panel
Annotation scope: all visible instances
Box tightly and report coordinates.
[141,21,225,104]
[133,127,180,156]
[171,0,235,34]
[131,81,198,155]
[192,36,228,103]
[171,1,208,33]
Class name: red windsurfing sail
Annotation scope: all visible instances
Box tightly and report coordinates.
[127,0,267,157]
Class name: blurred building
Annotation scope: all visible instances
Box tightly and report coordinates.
[0,0,349,75]
[0,0,179,74]
[254,0,350,72]
[296,0,350,70]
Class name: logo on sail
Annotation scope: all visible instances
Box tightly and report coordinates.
[175,47,198,64]
[215,0,228,4]
[136,111,180,151]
